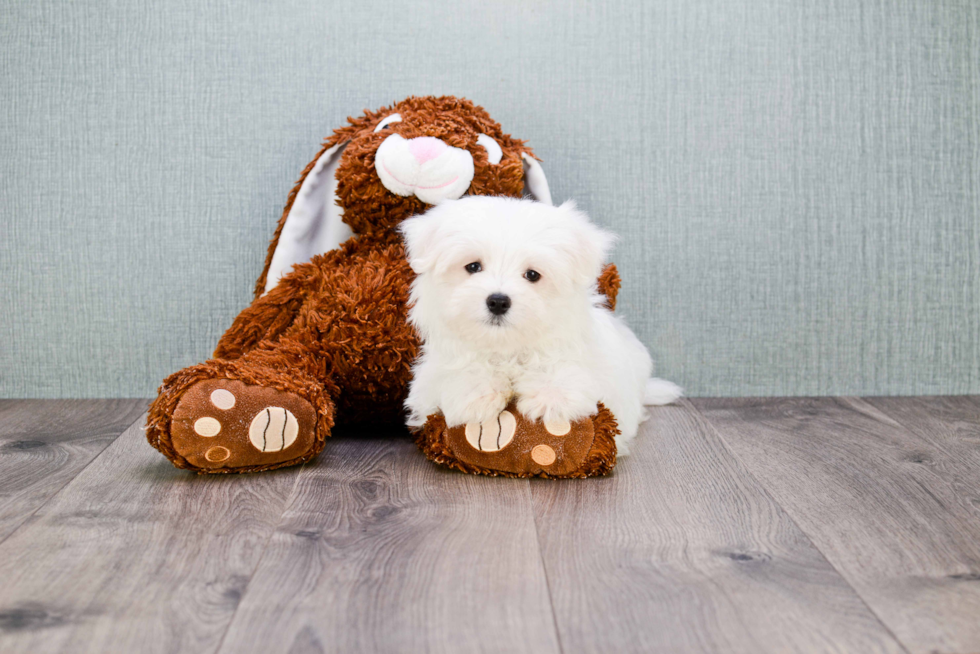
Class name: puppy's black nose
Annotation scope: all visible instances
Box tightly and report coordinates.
[486,293,511,316]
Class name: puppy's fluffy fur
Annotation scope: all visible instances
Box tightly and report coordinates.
[400,196,680,452]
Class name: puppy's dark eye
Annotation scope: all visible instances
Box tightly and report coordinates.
[524,269,541,283]
[465,262,482,274]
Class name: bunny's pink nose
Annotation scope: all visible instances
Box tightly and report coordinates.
[407,137,448,164]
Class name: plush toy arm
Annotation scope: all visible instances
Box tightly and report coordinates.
[213,275,308,360]
[597,263,621,310]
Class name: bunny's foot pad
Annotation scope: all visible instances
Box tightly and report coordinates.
[170,379,320,473]
[416,403,618,478]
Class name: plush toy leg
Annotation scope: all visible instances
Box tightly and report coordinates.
[212,273,312,361]
[416,403,618,479]
[146,358,335,474]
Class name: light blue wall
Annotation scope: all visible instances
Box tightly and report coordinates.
[2,0,978,398]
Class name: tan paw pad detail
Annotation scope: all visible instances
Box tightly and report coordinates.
[194,417,221,437]
[544,418,571,436]
[464,410,517,452]
[210,389,236,410]
[249,407,299,452]
[205,446,231,462]
[531,444,557,466]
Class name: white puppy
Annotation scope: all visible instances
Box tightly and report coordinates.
[400,196,680,452]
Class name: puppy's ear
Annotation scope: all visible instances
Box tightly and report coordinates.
[399,206,451,274]
[556,201,618,286]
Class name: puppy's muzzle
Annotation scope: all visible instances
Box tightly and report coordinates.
[486,293,511,317]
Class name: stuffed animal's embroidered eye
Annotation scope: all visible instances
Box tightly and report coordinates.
[524,269,541,282]
[465,262,482,274]
[374,114,402,132]
[476,134,503,165]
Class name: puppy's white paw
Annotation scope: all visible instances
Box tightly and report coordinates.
[443,389,511,427]
[517,388,595,426]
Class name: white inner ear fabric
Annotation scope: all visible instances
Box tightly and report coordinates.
[264,142,354,293]
[521,153,553,205]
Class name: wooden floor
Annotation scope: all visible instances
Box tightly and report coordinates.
[0,398,978,654]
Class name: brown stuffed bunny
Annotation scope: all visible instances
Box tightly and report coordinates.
[146,96,621,475]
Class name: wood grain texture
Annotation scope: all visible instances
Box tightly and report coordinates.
[531,400,906,654]
[865,396,980,503]
[217,427,560,654]
[2,397,977,653]
[0,415,300,654]
[0,399,147,543]
[694,397,980,654]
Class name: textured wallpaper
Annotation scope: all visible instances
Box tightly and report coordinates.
[1,0,977,398]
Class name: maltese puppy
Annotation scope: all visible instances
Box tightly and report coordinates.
[400,196,681,452]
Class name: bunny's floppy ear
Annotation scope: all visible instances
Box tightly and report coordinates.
[258,141,353,295]
[521,153,553,206]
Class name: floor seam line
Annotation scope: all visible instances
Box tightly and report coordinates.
[528,479,566,654]
[211,460,311,654]
[0,401,147,550]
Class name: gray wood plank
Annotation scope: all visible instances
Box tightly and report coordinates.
[865,396,980,505]
[694,397,980,654]
[217,428,561,654]
[0,399,147,543]
[0,415,300,654]
[531,400,906,654]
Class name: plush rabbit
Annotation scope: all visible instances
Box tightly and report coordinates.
[146,96,620,476]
